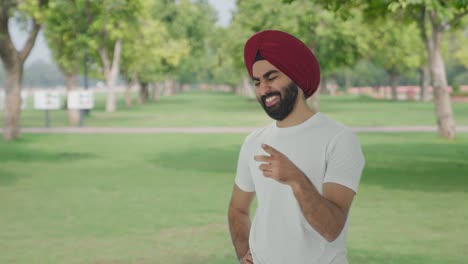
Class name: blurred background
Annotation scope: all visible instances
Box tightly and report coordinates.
[0,0,467,263]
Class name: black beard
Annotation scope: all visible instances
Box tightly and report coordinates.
[259,82,298,121]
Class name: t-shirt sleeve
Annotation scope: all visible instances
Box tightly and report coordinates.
[234,137,255,192]
[323,129,365,193]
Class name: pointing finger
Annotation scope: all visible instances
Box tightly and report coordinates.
[254,155,272,162]
[262,144,281,156]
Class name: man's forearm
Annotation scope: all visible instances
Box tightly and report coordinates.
[228,208,251,260]
[290,175,346,242]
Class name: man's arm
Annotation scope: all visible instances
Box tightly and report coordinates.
[291,178,355,242]
[255,144,355,242]
[228,184,255,261]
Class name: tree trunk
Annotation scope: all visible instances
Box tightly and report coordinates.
[125,74,139,107]
[173,81,179,94]
[0,11,41,140]
[3,66,22,140]
[320,77,329,95]
[345,69,352,92]
[428,14,456,139]
[182,84,191,92]
[99,39,122,113]
[418,9,456,139]
[307,81,322,112]
[164,78,174,96]
[139,82,149,104]
[242,75,255,98]
[65,72,80,126]
[152,82,161,102]
[430,31,456,138]
[419,64,430,102]
[389,71,400,101]
[124,79,133,107]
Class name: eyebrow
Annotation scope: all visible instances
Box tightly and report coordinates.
[252,70,279,81]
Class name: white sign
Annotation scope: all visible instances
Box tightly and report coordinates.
[34,90,61,110]
[68,90,94,110]
[21,91,28,109]
[0,90,28,110]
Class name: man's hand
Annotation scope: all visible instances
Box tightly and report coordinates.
[240,249,254,264]
[254,144,305,186]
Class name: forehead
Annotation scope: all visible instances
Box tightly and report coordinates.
[252,60,281,78]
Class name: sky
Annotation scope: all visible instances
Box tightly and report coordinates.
[9,0,236,66]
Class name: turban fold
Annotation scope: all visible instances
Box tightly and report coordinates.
[244,30,320,98]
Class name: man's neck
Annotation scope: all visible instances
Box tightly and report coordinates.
[276,99,315,128]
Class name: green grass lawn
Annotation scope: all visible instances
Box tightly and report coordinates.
[13,90,468,128]
[1,133,467,263]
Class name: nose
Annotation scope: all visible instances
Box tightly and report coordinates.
[258,80,272,94]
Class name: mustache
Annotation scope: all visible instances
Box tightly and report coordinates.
[261,91,281,105]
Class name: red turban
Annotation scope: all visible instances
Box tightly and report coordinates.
[243,30,320,98]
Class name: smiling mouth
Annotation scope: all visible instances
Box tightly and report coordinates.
[264,95,280,107]
[262,92,281,108]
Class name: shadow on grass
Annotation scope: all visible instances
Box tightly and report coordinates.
[0,138,97,185]
[155,146,239,174]
[0,168,21,186]
[348,248,459,264]
[0,147,96,163]
[159,135,468,193]
[188,254,237,264]
[361,140,468,193]
[156,135,468,193]
[164,248,457,264]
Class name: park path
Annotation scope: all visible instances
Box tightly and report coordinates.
[2,126,468,134]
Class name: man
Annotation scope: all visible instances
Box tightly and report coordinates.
[228,30,365,264]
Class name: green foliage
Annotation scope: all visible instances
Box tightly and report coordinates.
[346,60,388,87]
[16,0,50,23]
[141,0,220,84]
[389,0,468,22]
[447,20,468,69]
[0,65,4,80]
[121,0,190,83]
[44,0,88,74]
[366,19,423,78]
[294,3,368,74]
[452,71,468,91]
[43,0,143,81]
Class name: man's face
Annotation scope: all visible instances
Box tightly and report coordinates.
[252,60,298,121]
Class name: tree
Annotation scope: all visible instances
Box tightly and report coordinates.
[120,0,190,104]
[399,1,466,138]
[0,0,48,140]
[293,2,368,109]
[44,0,89,125]
[313,0,468,138]
[86,0,141,112]
[366,19,422,100]
[165,0,218,87]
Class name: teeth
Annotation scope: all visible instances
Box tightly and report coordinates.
[266,96,276,103]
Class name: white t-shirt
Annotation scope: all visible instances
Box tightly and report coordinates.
[235,112,365,264]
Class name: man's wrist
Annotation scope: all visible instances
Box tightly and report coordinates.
[289,171,308,192]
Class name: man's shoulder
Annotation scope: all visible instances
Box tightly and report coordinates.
[242,123,272,144]
[313,113,350,135]
[316,114,362,151]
